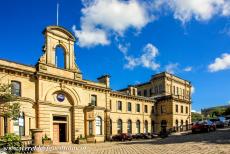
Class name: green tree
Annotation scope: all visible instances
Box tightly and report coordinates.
[0,82,20,120]
[192,112,203,122]
[223,107,230,116]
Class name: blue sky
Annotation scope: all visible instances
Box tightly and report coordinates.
[1,0,230,112]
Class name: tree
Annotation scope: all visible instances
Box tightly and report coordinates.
[223,107,230,116]
[0,82,20,120]
[192,112,203,122]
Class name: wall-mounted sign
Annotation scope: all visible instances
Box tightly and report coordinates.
[57,93,65,102]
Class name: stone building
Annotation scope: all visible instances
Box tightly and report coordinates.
[0,26,191,144]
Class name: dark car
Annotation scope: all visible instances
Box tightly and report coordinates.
[192,120,216,133]
[210,118,225,128]
[112,133,132,141]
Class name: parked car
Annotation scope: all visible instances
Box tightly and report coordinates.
[192,120,216,133]
[112,133,132,141]
[210,118,225,128]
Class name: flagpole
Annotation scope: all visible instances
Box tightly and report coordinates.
[57,3,59,26]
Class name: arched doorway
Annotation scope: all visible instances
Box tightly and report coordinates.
[181,120,184,132]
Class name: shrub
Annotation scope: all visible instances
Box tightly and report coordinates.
[0,133,22,153]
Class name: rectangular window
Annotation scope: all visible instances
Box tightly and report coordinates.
[181,106,183,113]
[173,86,175,95]
[176,87,179,95]
[4,116,8,135]
[89,121,93,135]
[128,102,132,112]
[138,91,141,96]
[117,101,122,111]
[91,95,97,106]
[176,105,178,113]
[186,106,188,114]
[144,105,148,113]
[11,81,21,96]
[144,90,147,97]
[152,106,155,114]
[149,89,152,96]
[110,100,112,110]
[136,104,140,112]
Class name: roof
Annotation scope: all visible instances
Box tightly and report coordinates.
[43,26,76,41]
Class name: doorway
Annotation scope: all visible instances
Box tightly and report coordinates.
[53,116,68,143]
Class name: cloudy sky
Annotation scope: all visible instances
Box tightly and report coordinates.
[1,0,230,112]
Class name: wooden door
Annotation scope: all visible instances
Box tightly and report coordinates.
[53,123,59,144]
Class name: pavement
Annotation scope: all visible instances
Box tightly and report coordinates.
[34,127,230,154]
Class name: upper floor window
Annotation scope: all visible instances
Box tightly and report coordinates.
[154,86,158,94]
[91,95,97,106]
[55,46,66,69]
[186,106,188,114]
[152,106,155,114]
[176,105,178,113]
[110,100,112,110]
[138,91,141,96]
[144,105,148,113]
[173,86,175,95]
[144,90,147,97]
[176,87,179,95]
[159,84,163,92]
[149,89,152,96]
[128,102,132,112]
[11,81,21,96]
[117,101,122,111]
[136,104,140,112]
[181,106,183,113]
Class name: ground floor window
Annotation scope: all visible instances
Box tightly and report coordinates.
[127,120,132,134]
[4,116,8,135]
[89,121,93,135]
[136,120,140,134]
[95,116,102,135]
[151,120,155,133]
[110,119,112,134]
[117,119,122,134]
[176,120,179,131]
[144,120,148,133]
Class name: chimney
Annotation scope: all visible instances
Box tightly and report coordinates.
[128,85,137,96]
[97,75,110,88]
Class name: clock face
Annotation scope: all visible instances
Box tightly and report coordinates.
[57,93,65,102]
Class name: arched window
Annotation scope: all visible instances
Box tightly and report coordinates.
[181,120,184,131]
[127,120,132,134]
[151,120,155,133]
[186,120,188,130]
[144,120,148,133]
[117,119,122,134]
[136,120,140,134]
[95,116,102,135]
[11,81,21,96]
[176,120,179,131]
[55,46,66,69]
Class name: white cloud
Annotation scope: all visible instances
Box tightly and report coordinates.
[73,0,152,47]
[208,53,230,72]
[155,0,230,24]
[118,43,130,54]
[124,43,160,70]
[191,86,195,94]
[72,25,109,47]
[184,66,193,72]
[165,63,179,74]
